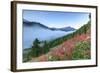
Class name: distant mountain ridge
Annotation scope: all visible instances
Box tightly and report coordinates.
[50,26,75,32]
[23,19,76,32]
[23,19,50,29]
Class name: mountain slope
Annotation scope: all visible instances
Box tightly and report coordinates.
[23,21,91,62]
[48,21,91,49]
[30,33,90,62]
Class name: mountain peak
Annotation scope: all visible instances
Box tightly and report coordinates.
[60,26,75,31]
[50,26,76,32]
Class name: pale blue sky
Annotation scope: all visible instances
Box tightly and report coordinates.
[23,10,90,29]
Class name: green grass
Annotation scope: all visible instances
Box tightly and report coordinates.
[72,41,91,60]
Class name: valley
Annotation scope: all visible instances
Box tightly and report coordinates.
[23,20,91,62]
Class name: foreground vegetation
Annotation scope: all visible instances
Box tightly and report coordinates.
[72,41,91,60]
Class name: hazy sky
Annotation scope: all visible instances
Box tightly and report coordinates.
[23,10,90,29]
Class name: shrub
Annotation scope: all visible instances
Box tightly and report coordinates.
[48,55,61,61]
[72,41,91,60]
